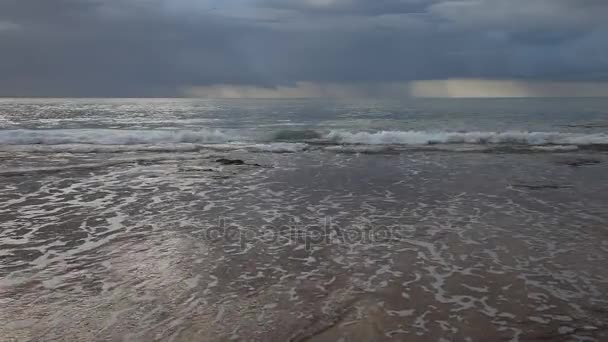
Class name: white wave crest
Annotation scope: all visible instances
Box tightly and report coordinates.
[0,141,309,154]
[325,130,608,146]
[0,129,242,145]
[0,143,204,153]
[1,129,607,152]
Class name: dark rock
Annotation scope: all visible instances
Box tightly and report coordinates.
[216,158,245,165]
[512,184,572,190]
[178,167,217,173]
[560,159,601,167]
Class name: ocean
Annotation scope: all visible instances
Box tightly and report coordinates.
[1,98,607,341]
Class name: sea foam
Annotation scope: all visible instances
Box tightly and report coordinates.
[324,130,608,146]
[1,129,607,153]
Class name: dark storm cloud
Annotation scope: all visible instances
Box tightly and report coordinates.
[0,0,275,96]
[0,0,607,96]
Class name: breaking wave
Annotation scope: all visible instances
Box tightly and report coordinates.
[0,129,241,145]
[1,129,607,153]
[324,130,608,146]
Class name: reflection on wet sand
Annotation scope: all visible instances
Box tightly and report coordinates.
[1,151,608,341]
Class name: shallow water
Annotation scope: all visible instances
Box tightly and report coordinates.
[1,99,608,341]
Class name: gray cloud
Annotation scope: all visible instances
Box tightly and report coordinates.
[258,0,435,15]
[1,0,607,96]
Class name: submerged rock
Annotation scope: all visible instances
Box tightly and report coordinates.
[215,158,264,167]
[216,158,245,165]
[179,167,217,172]
[512,184,572,190]
[560,159,601,167]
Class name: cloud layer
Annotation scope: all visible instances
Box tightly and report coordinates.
[1,0,607,96]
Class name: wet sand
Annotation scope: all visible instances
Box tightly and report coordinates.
[1,150,608,341]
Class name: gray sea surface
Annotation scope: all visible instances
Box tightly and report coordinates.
[1,98,607,341]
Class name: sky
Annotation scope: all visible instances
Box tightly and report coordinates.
[1,0,608,97]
